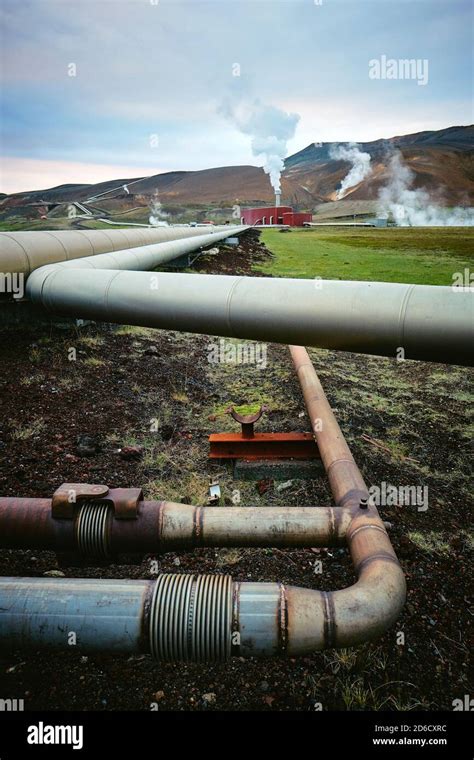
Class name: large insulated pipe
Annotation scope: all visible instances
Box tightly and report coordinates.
[0,499,352,558]
[27,226,249,291]
[0,226,240,279]
[27,268,473,365]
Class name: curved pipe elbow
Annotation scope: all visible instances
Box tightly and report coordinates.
[287,560,406,654]
[236,513,406,657]
[236,561,406,657]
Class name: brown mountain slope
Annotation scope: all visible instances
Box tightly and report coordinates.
[1,125,472,219]
[283,126,474,205]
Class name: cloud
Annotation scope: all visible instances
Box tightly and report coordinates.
[0,0,472,191]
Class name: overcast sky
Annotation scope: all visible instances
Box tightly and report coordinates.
[1,0,472,193]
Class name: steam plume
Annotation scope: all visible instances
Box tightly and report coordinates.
[148,191,169,227]
[378,152,474,226]
[220,98,300,195]
[330,143,372,199]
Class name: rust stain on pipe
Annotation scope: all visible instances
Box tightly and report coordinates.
[234,347,407,656]
[277,583,289,653]
[0,349,406,657]
[322,591,337,649]
[0,498,352,556]
[279,345,406,652]
[289,344,368,509]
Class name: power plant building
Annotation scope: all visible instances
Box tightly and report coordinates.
[241,206,312,226]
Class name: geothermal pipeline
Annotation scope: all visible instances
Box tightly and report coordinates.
[0,225,240,277]
[0,226,471,364]
[0,224,471,660]
[0,348,406,659]
[23,249,474,368]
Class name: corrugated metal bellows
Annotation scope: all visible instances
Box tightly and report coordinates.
[149,574,233,662]
[76,501,111,558]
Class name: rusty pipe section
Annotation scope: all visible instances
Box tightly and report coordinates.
[236,510,405,655]
[0,226,241,279]
[27,269,473,365]
[0,356,407,658]
[0,350,407,655]
[0,347,406,662]
[232,344,407,655]
[0,498,351,558]
[289,344,368,508]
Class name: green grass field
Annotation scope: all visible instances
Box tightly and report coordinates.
[258,227,474,285]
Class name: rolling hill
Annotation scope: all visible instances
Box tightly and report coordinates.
[1,125,472,223]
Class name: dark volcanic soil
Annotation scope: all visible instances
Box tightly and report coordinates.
[0,230,472,711]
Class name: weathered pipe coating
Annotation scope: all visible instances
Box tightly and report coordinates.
[0,499,351,557]
[0,226,240,278]
[0,575,233,660]
[27,267,473,365]
[290,344,368,508]
[283,345,406,652]
[0,350,406,659]
[0,541,405,658]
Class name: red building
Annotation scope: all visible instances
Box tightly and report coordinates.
[241,206,312,226]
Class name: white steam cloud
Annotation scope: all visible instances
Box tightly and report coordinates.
[220,98,300,194]
[378,152,474,226]
[149,191,169,227]
[330,143,372,200]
